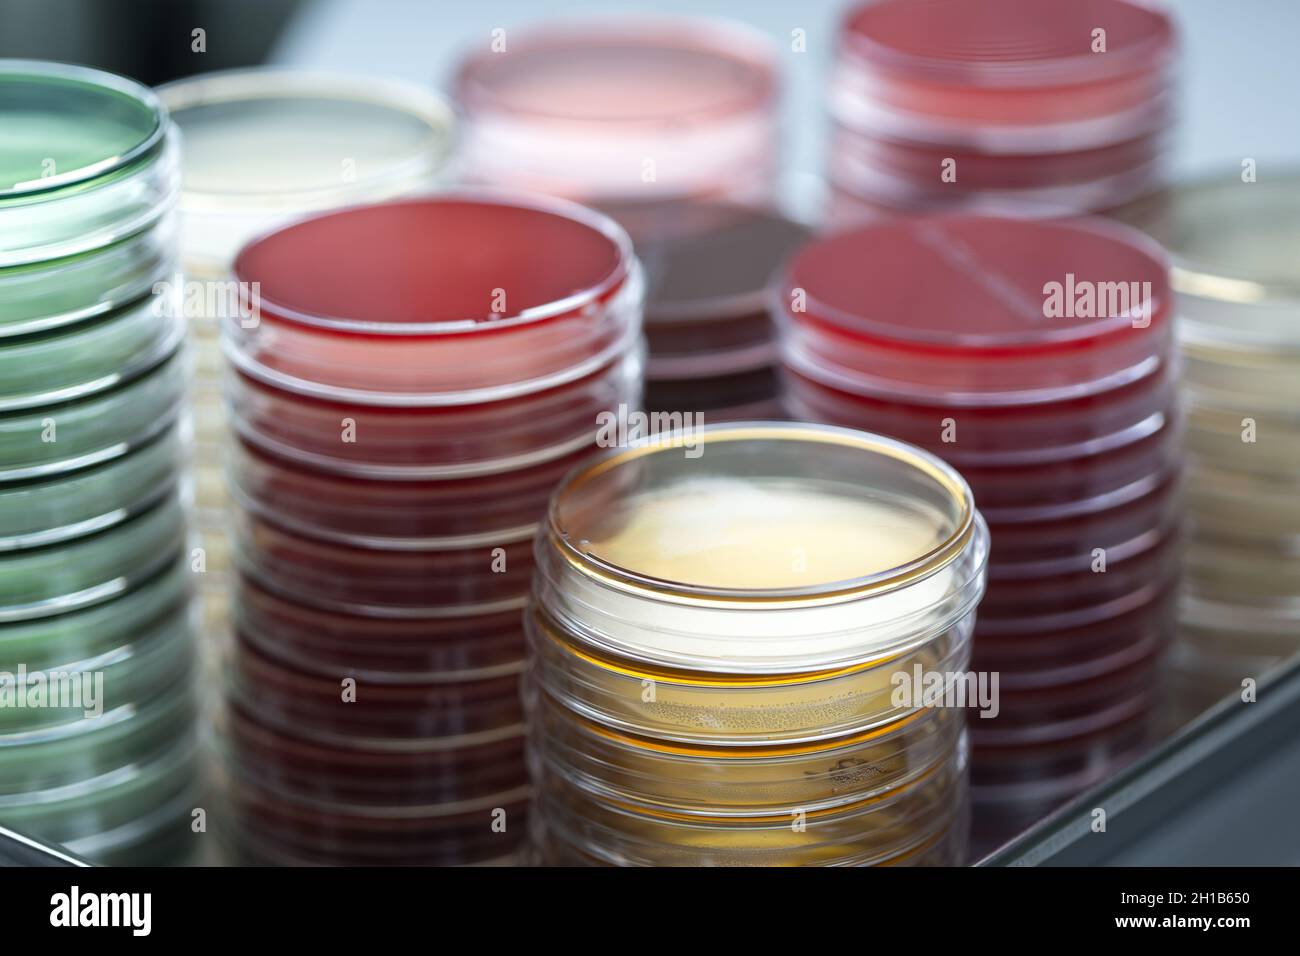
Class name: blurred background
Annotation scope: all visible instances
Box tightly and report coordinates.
[5,0,1300,185]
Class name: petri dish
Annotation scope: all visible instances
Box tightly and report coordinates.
[158,69,456,278]
[0,212,177,338]
[226,194,640,405]
[0,493,185,621]
[0,422,182,549]
[778,215,1174,405]
[833,0,1177,150]
[0,293,183,411]
[531,422,987,742]
[0,61,177,267]
[452,17,778,204]
[0,348,185,482]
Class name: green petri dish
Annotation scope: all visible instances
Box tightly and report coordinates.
[0,348,185,482]
[0,492,186,620]
[0,60,176,268]
[0,293,184,411]
[0,558,188,669]
[0,735,198,853]
[0,667,196,791]
[0,423,184,548]
[0,214,177,339]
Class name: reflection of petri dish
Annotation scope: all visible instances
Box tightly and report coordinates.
[227,195,640,405]
[158,69,455,275]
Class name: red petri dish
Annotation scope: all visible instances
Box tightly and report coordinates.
[227,628,524,741]
[232,510,535,616]
[228,700,526,807]
[234,577,525,681]
[835,0,1177,147]
[229,775,530,866]
[228,434,595,547]
[228,194,639,405]
[225,354,640,479]
[780,216,1173,405]
[452,18,778,207]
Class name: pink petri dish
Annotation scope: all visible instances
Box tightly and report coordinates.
[833,0,1177,149]
[451,18,778,209]
[827,0,1177,222]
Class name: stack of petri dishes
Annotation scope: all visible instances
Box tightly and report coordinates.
[452,19,790,419]
[1118,173,1300,718]
[220,194,643,865]
[825,0,1178,229]
[778,216,1180,844]
[527,424,988,866]
[634,202,810,421]
[156,70,456,643]
[0,61,197,864]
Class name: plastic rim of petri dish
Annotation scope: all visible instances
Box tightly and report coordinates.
[537,420,987,675]
[0,423,182,549]
[0,495,185,622]
[0,60,177,267]
[0,211,177,338]
[0,348,186,483]
[776,214,1173,406]
[451,16,778,203]
[832,0,1177,151]
[156,69,457,277]
[1115,171,1300,350]
[226,192,641,406]
[0,293,184,412]
[0,560,189,671]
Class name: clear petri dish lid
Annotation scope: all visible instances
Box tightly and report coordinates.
[226,192,641,405]
[778,214,1173,405]
[838,0,1176,90]
[157,69,456,276]
[0,61,176,267]
[537,421,988,675]
[1114,172,1300,349]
